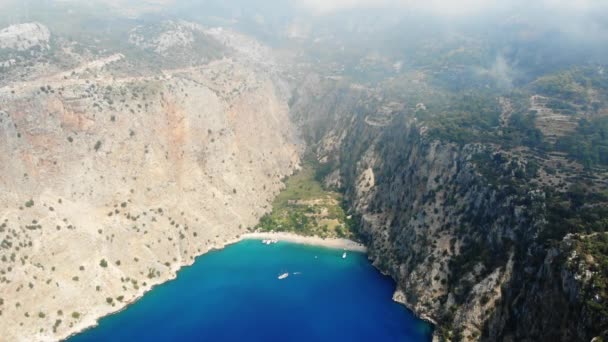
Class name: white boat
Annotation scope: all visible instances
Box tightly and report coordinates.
[342,252,347,259]
[278,272,289,280]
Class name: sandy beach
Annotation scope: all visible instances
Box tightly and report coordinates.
[241,232,367,252]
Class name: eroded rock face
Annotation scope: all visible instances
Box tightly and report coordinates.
[0,23,300,341]
[290,77,607,342]
[0,22,50,51]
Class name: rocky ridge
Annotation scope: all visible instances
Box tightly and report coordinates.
[0,22,299,341]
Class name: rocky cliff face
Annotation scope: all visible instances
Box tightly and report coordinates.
[290,76,607,341]
[0,23,50,51]
[0,22,299,341]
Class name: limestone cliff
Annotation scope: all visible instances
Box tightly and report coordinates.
[290,76,608,341]
[0,22,299,341]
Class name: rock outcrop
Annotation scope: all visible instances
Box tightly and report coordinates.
[0,22,50,51]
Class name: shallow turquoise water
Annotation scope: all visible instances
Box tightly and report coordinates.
[70,240,432,341]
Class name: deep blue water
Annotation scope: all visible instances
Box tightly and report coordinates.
[70,240,432,342]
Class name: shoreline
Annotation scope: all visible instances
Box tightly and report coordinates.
[240,231,367,252]
[61,231,365,341]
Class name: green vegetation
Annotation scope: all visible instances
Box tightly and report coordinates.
[505,110,545,149]
[556,117,608,168]
[53,319,62,333]
[532,67,608,105]
[573,233,608,326]
[419,91,544,150]
[255,162,354,238]
[420,93,500,144]
[533,72,585,103]
[542,183,608,242]
[419,67,608,170]
[530,67,608,168]
[99,259,108,268]
[471,151,538,189]
[472,150,608,244]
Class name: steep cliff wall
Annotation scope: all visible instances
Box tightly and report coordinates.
[290,77,607,341]
[0,23,300,341]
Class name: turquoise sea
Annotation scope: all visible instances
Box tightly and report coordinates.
[70,240,432,341]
